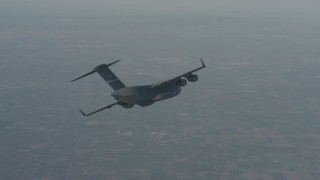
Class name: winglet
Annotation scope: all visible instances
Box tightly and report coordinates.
[79,109,87,116]
[201,58,206,67]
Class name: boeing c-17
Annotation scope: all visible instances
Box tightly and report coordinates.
[71,59,206,116]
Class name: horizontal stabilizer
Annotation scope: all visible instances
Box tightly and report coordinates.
[105,59,121,67]
[93,60,125,90]
[71,71,95,82]
[71,60,125,90]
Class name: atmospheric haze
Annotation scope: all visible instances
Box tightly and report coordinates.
[1,0,320,179]
[1,0,320,15]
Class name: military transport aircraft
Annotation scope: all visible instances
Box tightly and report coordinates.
[71,59,206,116]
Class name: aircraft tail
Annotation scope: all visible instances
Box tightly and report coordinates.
[71,60,126,90]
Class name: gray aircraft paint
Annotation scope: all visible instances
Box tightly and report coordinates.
[71,59,205,116]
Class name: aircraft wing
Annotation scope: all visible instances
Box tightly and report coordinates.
[79,101,120,116]
[152,59,206,88]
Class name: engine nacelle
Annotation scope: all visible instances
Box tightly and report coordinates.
[122,103,134,108]
[187,74,198,82]
[176,79,187,87]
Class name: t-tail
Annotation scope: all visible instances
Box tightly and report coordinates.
[71,60,126,90]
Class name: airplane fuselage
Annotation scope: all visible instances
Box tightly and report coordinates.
[72,59,205,116]
[111,83,181,107]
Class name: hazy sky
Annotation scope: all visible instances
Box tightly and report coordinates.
[1,0,320,15]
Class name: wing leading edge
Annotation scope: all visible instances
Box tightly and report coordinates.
[174,58,206,79]
[152,59,206,88]
[79,101,120,116]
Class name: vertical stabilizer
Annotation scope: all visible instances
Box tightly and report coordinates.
[71,60,126,91]
[93,60,126,90]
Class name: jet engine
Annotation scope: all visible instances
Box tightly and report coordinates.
[187,74,198,82]
[176,79,187,86]
[122,103,134,108]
